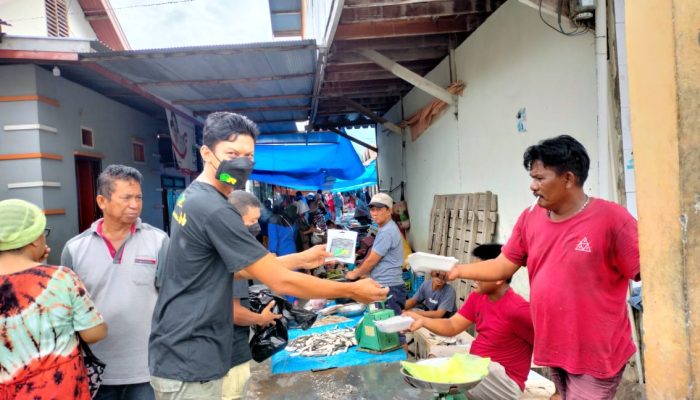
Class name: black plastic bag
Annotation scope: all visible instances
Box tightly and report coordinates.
[250,317,288,362]
[248,287,318,330]
[248,287,318,362]
[282,306,317,330]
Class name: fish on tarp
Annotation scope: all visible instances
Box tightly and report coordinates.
[312,315,350,328]
[286,328,357,357]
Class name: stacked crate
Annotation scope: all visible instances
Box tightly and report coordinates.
[426,192,498,309]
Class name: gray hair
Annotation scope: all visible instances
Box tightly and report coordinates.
[97,164,143,199]
[228,190,261,215]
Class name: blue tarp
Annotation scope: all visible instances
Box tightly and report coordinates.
[271,316,406,374]
[250,132,370,191]
[330,160,377,193]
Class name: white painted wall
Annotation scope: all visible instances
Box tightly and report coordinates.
[65,0,97,39]
[1,0,96,39]
[1,0,47,35]
[377,0,598,298]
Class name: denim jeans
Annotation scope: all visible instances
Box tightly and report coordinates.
[386,284,407,343]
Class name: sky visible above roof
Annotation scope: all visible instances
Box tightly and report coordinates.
[108,0,376,150]
[110,0,276,49]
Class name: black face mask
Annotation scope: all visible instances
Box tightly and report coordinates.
[213,155,253,190]
[246,222,262,237]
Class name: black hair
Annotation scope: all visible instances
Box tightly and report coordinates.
[203,112,259,149]
[97,164,143,199]
[523,135,590,186]
[227,190,261,216]
[472,244,511,284]
[296,191,302,196]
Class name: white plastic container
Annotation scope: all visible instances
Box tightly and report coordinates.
[407,252,459,273]
[375,316,415,333]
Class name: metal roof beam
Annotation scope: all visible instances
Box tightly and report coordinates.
[193,106,310,116]
[331,47,447,65]
[332,35,452,52]
[255,118,305,124]
[173,94,311,105]
[344,0,448,8]
[328,97,402,135]
[272,30,302,37]
[324,68,432,82]
[358,48,454,104]
[325,59,437,73]
[328,127,378,152]
[341,3,487,24]
[270,9,301,14]
[83,63,201,126]
[81,43,315,61]
[321,88,410,97]
[334,15,482,40]
[136,72,314,87]
[313,116,377,127]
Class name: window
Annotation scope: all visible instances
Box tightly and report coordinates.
[45,0,69,37]
[81,127,94,148]
[132,140,145,163]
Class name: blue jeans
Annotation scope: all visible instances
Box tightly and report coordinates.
[95,382,155,400]
[386,284,407,344]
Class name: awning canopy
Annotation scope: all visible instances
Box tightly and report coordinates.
[329,160,377,193]
[251,132,368,191]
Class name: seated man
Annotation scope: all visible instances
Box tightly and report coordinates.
[404,271,456,318]
[404,244,533,400]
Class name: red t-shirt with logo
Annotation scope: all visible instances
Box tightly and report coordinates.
[458,288,534,391]
[502,198,639,379]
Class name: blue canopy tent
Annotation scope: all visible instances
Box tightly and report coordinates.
[329,160,377,193]
[250,132,373,191]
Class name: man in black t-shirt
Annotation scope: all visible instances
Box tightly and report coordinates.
[149,112,388,400]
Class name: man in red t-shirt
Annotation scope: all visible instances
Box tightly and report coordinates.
[405,244,534,400]
[447,135,640,400]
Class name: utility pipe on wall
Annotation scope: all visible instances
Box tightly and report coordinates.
[595,0,611,199]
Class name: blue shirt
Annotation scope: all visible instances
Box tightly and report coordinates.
[370,220,405,287]
[268,217,297,256]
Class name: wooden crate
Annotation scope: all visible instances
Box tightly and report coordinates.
[426,192,498,308]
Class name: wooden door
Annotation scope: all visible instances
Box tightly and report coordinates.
[75,156,101,232]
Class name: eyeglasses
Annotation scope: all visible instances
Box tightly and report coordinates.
[44,227,51,238]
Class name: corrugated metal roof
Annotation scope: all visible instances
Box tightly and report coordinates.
[81,39,314,58]
[71,39,318,129]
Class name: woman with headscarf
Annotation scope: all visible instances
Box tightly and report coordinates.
[0,199,107,399]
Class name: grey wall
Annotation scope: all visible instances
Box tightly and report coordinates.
[1,64,166,264]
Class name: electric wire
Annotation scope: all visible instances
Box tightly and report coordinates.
[539,0,590,37]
